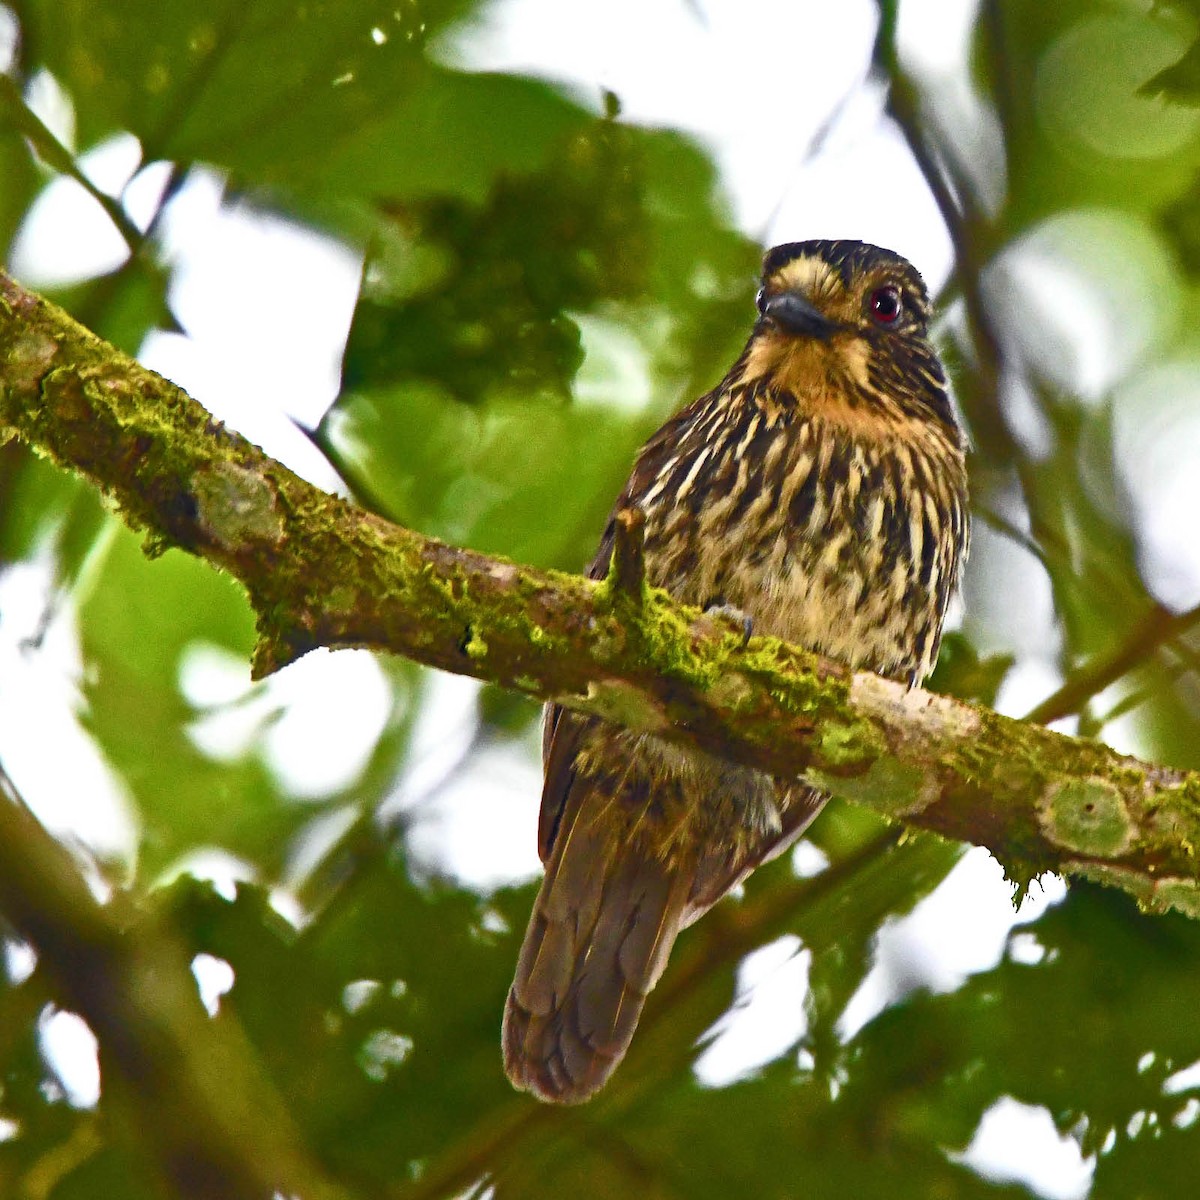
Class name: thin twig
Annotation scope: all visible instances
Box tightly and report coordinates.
[0,75,142,254]
[874,10,1016,463]
[973,502,1056,575]
[876,15,1197,738]
[1026,602,1200,726]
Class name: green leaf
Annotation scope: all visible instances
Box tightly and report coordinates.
[323,386,651,569]
[321,120,756,567]
[0,118,41,260]
[927,633,1015,707]
[846,884,1200,1184]
[79,526,421,878]
[158,859,523,1185]
[1141,35,1200,104]
[0,445,99,568]
[27,0,585,204]
[78,526,292,876]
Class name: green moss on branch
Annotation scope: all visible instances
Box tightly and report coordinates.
[5,270,1200,916]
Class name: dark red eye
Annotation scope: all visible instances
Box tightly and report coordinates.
[869,286,902,325]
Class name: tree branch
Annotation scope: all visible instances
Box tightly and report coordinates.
[0,764,355,1200]
[2,270,1200,916]
[873,1,1016,464]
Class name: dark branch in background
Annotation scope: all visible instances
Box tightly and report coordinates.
[0,764,353,1200]
[0,76,143,254]
[873,0,1015,463]
[876,5,1200,741]
[4,271,1200,918]
[1025,602,1200,726]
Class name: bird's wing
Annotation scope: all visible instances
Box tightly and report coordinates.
[538,705,590,862]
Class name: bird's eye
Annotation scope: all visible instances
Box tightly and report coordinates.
[868,286,902,325]
[755,286,767,315]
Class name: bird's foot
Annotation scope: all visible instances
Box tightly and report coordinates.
[704,601,754,646]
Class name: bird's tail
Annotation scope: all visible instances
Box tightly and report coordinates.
[502,798,691,1105]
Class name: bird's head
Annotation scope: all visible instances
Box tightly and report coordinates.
[739,240,957,436]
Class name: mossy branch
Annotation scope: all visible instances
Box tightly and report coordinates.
[3,270,1200,916]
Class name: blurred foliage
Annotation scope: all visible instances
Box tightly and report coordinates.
[319,115,757,568]
[4,0,1200,1196]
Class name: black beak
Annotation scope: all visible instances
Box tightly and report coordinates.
[762,291,838,340]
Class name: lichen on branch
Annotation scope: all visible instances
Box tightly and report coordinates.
[3,269,1200,915]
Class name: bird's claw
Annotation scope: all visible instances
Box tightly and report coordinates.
[704,601,754,646]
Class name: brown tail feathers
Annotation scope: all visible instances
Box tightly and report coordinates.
[502,799,691,1104]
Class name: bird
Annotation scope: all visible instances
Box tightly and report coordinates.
[502,239,970,1104]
